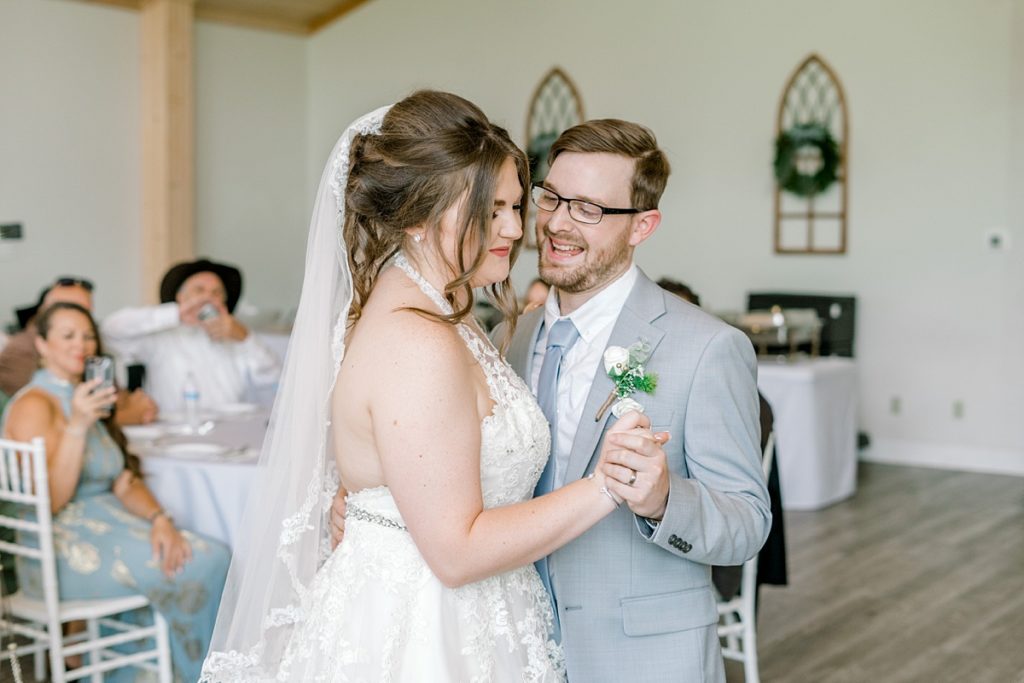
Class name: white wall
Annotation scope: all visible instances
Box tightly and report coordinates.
[194,22,308,317]
[0,0,309,324]
[2,0,1020,473]
[0,0,140,319]
[307,0,1024,470]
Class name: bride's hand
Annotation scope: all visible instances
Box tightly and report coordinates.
[601,415,673,520]
[330,486,348,549]
[595,410,651,478]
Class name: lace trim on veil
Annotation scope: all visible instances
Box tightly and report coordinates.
[200,107,388,682]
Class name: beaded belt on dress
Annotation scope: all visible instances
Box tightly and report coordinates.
[346,503,407,531]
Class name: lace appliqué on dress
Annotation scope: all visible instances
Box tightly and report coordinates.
[268,255,563,681]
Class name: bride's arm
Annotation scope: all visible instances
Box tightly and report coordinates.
[371,312,630,589]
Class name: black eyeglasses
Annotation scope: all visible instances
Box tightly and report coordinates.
[530,184,640,225]
[54,277,94,292]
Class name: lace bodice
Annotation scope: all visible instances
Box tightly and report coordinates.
[271,254,562,681]
[383,252,551,509]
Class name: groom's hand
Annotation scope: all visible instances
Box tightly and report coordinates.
[602,428,672,520]
[330,486,348,549]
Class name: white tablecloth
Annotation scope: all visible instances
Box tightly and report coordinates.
[129,411,265,550]
[255,331,291,363]
[757,357,858,511]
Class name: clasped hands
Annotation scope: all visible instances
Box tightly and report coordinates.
[328,409,672,549]
[597,410,672,520]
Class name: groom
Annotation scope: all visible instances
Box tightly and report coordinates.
[504,119,771,682]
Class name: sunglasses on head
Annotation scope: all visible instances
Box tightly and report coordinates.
[53,277,94,292]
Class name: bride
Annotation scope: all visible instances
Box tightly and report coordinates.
[201,91,649,681]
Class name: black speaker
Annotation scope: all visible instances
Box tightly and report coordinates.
[746,292,856,357]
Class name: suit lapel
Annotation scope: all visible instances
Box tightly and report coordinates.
[508,308,544,382]
[563,272,668,483]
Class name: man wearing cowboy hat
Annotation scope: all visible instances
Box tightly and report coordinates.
[102,258,281,412]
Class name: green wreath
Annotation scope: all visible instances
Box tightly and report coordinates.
[773,122,841,197]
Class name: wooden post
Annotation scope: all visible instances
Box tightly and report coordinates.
[140,0,195,303]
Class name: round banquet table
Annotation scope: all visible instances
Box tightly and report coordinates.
[125,408,266,550]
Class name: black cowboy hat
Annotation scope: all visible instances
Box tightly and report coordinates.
[159,258,243,313]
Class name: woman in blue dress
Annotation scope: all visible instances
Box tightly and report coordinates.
[1,301,230,682]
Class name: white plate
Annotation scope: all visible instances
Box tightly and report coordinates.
[159,442,228,458]
[213,403,259,416]
[122,425,164,441]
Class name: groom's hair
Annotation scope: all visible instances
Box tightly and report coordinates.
[549,119,671,211]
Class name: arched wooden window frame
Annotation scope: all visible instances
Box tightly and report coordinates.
[523,67,585,249]
[773,54,850,254]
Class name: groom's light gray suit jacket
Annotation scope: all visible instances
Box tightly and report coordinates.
[504,270,771,683]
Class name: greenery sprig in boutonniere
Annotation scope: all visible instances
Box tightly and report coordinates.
[595,340,658,421]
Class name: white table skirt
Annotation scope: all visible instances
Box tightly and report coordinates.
[757,357,858,511]
[142,456,257,551]
[131,412,265,551]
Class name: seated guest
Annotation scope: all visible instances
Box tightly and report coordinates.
[102,258,281,412]
[0,277,157,425]
[656,277,701,307]
[521,277,549,313]
[657,277,788,599]
[0,302,230,681]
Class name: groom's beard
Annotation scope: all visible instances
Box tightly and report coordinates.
[537,226,632,294]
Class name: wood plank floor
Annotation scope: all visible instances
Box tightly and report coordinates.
[727,462,1024,683]
[1,462,1020,681]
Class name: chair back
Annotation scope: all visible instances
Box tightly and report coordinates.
[741,431,776,597]
[761,432,775,479]
[0,438,62,652]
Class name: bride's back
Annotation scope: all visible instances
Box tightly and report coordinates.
[330,265,491,493]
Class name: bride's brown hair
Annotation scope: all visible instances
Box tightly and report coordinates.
[343,90,529,342]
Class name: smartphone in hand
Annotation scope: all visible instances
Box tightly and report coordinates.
[84,355,116,416]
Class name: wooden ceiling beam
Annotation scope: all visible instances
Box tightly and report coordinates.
[61,0,371,34]
[308,0,371,32]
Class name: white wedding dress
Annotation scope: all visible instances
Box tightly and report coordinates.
[273,254,564,682]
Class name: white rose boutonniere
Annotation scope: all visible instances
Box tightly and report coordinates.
[595,340,658,421]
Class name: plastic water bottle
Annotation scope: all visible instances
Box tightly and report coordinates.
[183,372,200,432]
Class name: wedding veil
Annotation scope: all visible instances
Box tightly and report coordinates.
[201,105,391,681]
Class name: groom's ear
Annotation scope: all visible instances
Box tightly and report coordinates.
[628,209,661,247]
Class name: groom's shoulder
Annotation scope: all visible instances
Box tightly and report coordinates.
[498,307,542,345]
[632,276,733,341]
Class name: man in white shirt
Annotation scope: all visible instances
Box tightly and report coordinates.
[102,258,281,413]
[503,119,770,682]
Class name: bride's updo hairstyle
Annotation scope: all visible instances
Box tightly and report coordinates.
[343,90,529,333]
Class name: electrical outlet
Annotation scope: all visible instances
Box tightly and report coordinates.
[952,400,965,419]
[890,396,901,415]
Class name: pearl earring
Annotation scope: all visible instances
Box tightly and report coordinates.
[413,233,423,244]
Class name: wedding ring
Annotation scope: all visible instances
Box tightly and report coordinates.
[627,470,637,486]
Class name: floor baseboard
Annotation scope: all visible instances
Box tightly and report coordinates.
[860,437,1024,477]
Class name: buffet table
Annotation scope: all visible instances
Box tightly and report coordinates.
[757,357,858,510]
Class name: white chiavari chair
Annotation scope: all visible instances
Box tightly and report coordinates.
[717,432,776,683]
[0,436,171,683]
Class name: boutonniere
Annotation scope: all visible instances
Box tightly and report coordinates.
[594,339,658,421]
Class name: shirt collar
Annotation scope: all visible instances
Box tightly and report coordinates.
[542,265,638,345]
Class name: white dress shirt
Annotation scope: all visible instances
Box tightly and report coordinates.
[531,265,638,487]
[102,303,281,412]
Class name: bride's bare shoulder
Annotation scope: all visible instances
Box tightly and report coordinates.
[349,269,469,379]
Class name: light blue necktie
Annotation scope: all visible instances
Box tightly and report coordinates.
[533,317,580,642]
